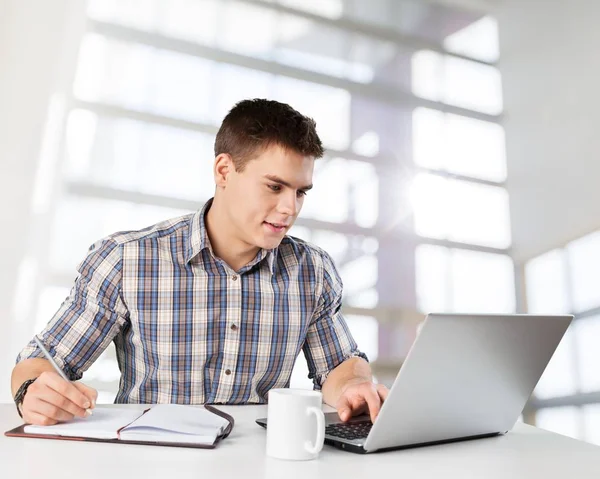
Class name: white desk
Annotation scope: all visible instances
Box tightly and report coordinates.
[2,403,600,478]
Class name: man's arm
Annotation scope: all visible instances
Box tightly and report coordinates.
[11,238,127,425]
[321,357,388,423]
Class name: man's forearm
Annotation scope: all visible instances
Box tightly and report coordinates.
[321,357,372,407]
[10,359,54,397]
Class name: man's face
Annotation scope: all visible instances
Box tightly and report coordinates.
[220,143,315,250]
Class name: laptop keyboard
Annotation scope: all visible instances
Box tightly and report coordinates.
[325,421,372,440]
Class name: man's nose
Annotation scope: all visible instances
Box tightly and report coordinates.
[278,192,298,216]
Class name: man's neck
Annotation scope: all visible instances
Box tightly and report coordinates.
[205,200,261,272]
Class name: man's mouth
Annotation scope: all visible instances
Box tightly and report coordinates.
[264,221,288,233]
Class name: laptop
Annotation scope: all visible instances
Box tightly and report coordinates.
[256,313,573,454]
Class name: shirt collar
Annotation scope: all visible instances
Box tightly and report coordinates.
[187,198,278,275]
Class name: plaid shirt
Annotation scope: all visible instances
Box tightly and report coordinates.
[17,199,366,404]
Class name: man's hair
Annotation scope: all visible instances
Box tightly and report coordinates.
[214,98,325,171]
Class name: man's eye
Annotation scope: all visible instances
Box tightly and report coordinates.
[268,184,281,192]
[297,190,307,198]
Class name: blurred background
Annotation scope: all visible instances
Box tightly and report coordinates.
[1,0,599,445]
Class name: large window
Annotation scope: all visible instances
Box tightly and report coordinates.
[28,0,506,395]
[526,230,600,445]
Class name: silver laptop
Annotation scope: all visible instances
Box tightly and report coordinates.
[257,313,573,453]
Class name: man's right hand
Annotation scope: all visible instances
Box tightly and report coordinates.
[20,371,97,426]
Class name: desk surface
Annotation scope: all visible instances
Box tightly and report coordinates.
[2,403,600,478]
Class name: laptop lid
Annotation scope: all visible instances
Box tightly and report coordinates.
[363,313,573,452]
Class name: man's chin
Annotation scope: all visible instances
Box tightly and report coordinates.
[256,235,285,250]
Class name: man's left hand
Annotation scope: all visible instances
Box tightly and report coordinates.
[336,379,389,423]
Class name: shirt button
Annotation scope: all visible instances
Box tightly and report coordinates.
[231,275,238,281]
[230,324,238,331]
[225,369,232,375]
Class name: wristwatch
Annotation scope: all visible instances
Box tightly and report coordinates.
[14,378,37,418]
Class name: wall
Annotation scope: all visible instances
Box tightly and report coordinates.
[498,0,600,263]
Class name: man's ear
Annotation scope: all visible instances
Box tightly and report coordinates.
[214,153,234,188]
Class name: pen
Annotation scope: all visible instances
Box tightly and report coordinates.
[33,336,93,416]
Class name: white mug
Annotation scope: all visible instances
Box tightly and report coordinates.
[266,388,325,461]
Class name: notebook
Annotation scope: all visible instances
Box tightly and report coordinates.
[5,404,234,449]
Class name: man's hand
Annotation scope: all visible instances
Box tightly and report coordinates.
[336,379,389,423]
[20,371,97,426]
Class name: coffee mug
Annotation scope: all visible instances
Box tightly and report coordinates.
[266,388,325,461]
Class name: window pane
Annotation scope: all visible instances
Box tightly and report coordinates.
[443,16,499,63]
[342,0,484,47]
[74,34,215,123]
[574,316,600,393]
[410,173,511,248]
[219,1,277,58]
[450,249,515,313]
[525,249,570,314]
[301,158,378,225]
[534,328,577,399]
[567,231,600,312]
[412,50,502,115]
[345,315,379,361]
[341,256,378,301]
[535,406,581,440]
[311,230,349,266]
[65,110,215,201]
[159,0,220,46]
[275,15,348,79]
[415,246,515,314]
[582,404,600,446]
[50,196,192,272]
[415,244,450,313]
[413,108,506,182]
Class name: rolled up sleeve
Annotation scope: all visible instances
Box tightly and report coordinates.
[303,251,368,390]
[16,238,129,380]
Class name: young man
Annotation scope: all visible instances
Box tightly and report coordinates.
[11,99,388,426]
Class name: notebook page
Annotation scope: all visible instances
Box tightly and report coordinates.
[119,404,229,444]
[24,407,143,440]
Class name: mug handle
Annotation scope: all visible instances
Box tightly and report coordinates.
[304,406,325,455]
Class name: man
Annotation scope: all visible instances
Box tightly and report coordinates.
[11,99,388,426]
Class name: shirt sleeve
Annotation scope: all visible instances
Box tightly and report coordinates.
[16,238,129,380]
[303,250,368,390]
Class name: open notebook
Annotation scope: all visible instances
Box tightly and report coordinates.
[5,404,234,449]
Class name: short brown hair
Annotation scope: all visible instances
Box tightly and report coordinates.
[214,98,324,171]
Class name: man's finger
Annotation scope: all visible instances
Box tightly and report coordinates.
[23,410,58,426]
[376,384,389,402]
[74,382,98,408]
[33,386,87,418]
[363,386,382,423]
[40,372,91,409]
[29,397,74,423]
[336,395,353,422]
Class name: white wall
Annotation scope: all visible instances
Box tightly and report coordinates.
[498,0,600,262]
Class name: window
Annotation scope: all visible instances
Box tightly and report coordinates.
[410,173,511,249]
[535,407,581,440]
[413,107,506,182]
[412,50,503,115]
[567,231,600,313]
[525,249,570,314]
[416,245,515,314]
[526,229,600,443]
[25,0,505,402]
